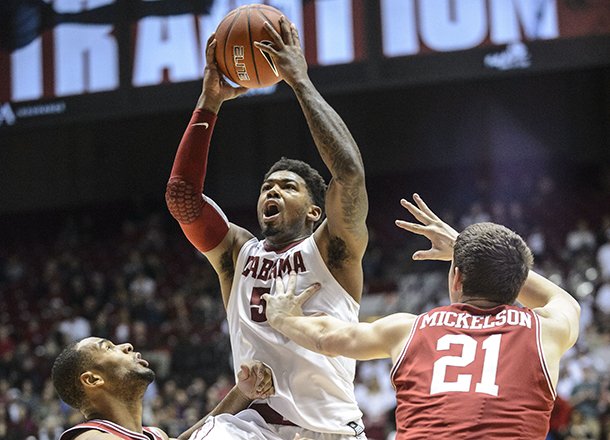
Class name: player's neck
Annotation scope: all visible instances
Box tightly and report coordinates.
[86,398,144,433]
[460,297,505,309]
[264,232,310,251]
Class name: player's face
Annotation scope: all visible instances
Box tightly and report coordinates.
[77,337,155,385]
[257,170,317,240]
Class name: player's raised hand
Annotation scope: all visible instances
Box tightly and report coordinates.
[253,16,308,88]
[262,271,321,327]
[198,33,248,113]
[395,193,459,262]
[236,360,275,400]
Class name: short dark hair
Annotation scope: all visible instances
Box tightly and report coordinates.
[454,222,533,304]
[52,341,93,409]
[264,157,327,227]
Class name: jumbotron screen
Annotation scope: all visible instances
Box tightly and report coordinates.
[1,0,609,129]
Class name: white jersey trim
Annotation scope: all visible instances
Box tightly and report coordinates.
[533,312,557,399]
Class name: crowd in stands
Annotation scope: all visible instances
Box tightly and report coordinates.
[1,165,609,440]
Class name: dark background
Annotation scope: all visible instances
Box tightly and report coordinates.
[1,64,608,215]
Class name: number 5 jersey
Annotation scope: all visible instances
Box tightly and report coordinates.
[226,236,364,436]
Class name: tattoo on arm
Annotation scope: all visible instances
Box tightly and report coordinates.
[293,83,364,179]
[294,83,367,230]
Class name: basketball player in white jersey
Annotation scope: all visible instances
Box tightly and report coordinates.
[166,17,368,440]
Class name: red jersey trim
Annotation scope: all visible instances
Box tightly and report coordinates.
[59,419,163,440]
[533,312,557,399]
[191,416,216,438]
[390,314,422,390]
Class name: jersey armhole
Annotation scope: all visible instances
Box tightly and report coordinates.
[533,312,557,399]
[226,237,259,316]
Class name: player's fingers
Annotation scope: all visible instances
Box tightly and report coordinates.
[274,276,286,295]
[263,21,284,47]
[412,249,438,261]
[254,40,279,56]
[279,15,293,45]
[251,364,264,382]
[205,34,217,64]
[395,220,432,238]
[258,375,272,393]
[237,364,250,381]
[412,193,440,221]
[400,198,433,225]
[290,23,301,47]
[286,271,297,296]
[261,293,270,303]
[297,283,321,306]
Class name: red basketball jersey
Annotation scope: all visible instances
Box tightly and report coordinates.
[59,419,165,440]
[391,303,555,440]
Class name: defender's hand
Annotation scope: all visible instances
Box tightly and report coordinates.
[254,16,309,88]
[236,360,274,400]
[395,193,459,261]
[262,272,321,328]
[198,33,248,113]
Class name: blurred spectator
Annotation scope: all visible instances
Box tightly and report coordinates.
[570,367,602,439]
[567,220,597,255]
[597,237,610,281]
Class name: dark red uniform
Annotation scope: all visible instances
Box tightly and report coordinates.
[59,419,165,440]
[391,303,555,439]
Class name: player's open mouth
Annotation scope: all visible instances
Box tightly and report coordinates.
[263,204,280,221]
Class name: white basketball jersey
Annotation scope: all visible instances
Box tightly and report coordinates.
[227,236,363,435]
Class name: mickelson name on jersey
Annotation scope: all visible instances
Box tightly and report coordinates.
[419,309,532,330]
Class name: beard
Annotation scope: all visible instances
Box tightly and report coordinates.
[261,224,281,237]
[108,367,156,403]
[129,367,155,384]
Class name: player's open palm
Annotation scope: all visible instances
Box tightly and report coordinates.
[263,272,320,327]
[395,193,459,261]
[254,16,308,88]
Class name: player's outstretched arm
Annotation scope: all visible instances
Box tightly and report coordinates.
[263,273,414,361]
[166,34,253,300]
[397,194,580,366]
[256,18,368,277]
[176,361,274,440]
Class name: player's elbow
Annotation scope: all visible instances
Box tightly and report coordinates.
[165,178,203,224]
[335,161,365,186]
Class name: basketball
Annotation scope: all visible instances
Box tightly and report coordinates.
[214,4,284,88]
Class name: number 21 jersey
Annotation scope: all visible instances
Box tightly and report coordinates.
[391,303,555,439]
